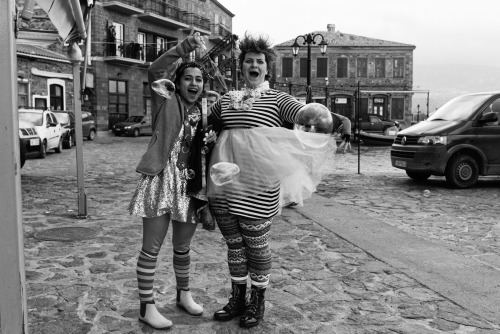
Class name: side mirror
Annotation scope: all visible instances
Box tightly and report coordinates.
[480,112,498,123]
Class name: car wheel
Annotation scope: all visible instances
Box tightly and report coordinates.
[63,134,73,149]
[55,138,63,153]
[406,170,431,182]
[39,140,47,159]
[20,139,26,168]
[88,129,96,140]
[133,128,140,137]
[445,154,479,188]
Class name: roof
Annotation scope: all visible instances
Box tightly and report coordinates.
[16,44,69,62]
[211,0,234,17]
[275,30,415,49]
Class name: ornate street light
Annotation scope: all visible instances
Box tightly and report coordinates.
[291,33,328,103]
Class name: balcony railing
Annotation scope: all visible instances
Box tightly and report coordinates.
[102,0,144,15]
[104,39,146,64]
[211,23,231,37]
[184,13,211,32]
[141,1,188,26]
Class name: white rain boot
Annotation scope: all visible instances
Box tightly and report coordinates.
[176,288,203,316]
[139,301,172,329]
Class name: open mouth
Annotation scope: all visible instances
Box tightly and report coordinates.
[187,88,199,97]
[249,71,259,78]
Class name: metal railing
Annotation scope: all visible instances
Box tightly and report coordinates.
[210,23,231,37]
[102,0,144,8]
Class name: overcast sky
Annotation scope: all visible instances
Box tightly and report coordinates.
[219,0,500,68]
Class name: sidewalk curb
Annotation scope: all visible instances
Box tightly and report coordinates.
[296,193,500,324]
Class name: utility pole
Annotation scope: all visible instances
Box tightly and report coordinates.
[0,0,29,332]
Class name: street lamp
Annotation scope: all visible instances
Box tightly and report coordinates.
[291,33,328,103]
[324,77,329,107]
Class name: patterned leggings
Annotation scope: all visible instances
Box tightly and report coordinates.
[213,210,273,288]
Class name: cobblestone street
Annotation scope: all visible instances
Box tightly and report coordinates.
[20,132,500,333]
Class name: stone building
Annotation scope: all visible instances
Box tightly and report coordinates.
[16,0,235,131]
[273,24,417,127]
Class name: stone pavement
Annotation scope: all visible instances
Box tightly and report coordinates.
[20,131,500,333]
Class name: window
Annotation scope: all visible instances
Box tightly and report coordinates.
[393,58,404,78]
[18,81,28,108]
[157,37,166,57]
[375,58,385,78]
[143,82,151,115]
[359,98,368,118]
[110,22,124,57]
[316,58,328,78]
[137,32,146,61]
[337,58,348,78]
[300,58,307,78]
[391,98,405,119]
[357,58,367,77]
[50,84,64,110]
[109,79,128,114]
[282,57,293,77]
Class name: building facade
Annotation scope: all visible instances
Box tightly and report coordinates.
[16,0,235,131]
[273,24,417,128]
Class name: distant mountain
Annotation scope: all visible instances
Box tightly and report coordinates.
[413,64,500,113]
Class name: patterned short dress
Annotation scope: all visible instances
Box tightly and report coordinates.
[128,125,198,224]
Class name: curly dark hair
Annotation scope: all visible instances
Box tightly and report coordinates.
[173,61,208,97]
[238,33,276,80]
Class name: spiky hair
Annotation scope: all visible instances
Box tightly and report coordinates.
[238,32,276,77]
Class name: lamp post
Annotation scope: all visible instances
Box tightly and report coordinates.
[291,33,328,103]
[324,77,329,108]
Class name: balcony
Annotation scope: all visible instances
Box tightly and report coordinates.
[102,0,144,15]
[182,13,211,35]
[103,40,146,65]
[137,2,189,29]
[209,23,231,42]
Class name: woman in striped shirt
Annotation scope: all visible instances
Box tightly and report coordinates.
[209,33,334,328]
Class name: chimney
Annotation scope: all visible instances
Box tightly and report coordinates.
[327,24,335,32]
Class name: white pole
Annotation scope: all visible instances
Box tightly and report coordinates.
[0,0,29,332]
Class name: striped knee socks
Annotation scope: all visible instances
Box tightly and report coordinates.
[173,249,190,290]
[136,249,158,302]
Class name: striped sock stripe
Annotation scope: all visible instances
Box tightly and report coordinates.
[137,250,158,302]
[173,249,190,290]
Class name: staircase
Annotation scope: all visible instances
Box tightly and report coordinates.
[200,33,237,65]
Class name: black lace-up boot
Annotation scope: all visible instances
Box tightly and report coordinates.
[213,282,247,321]
[239,285,265,328]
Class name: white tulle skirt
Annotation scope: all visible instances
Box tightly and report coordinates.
[207,127,336,210]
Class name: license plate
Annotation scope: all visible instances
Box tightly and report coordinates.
[395,160,407,167]
[30,138,40,146]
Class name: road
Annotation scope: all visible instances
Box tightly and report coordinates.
[20,132,500,333]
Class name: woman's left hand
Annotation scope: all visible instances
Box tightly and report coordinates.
[203,130,217,144]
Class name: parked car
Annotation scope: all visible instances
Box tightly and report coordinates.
[53,110,97,145]
[112,115,152,137]
[18,119,42,167]
[18,109,63,156]
[53,111,74,149]
[354,115,399,133]
[391,92,500,188]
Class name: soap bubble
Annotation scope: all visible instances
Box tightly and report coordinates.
[210,162,240,186]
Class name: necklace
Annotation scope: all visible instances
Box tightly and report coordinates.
[176,97,201,179]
